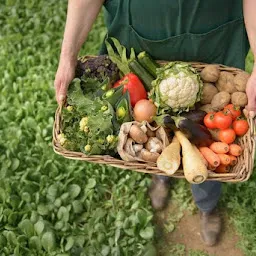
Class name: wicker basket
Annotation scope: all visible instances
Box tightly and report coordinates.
[53,56,256,183]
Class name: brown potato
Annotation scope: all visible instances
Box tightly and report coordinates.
[199,104,215,113]
[211,91,231,111]
[234,72,250,92]
[200,65,220,82]
[200,83,219,104]
[231,92,248,107]
[216,71,237,93]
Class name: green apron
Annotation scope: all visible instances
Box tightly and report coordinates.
[102,0,249,69]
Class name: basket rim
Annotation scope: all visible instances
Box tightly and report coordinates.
[53,56,256,183]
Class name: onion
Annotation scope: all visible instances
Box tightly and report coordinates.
[133,99,157,123]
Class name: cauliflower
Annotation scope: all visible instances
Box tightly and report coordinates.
[151,62,203,112]
[79,117,88,131]
[57,133,67,146]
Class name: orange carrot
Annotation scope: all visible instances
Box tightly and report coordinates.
[228,155,237,166]
[218,154,231,165]
[215,164,231,173]
[208,165,216,171]
[209,142,229,154]
[199,147,220,167]
[229,144,243,156]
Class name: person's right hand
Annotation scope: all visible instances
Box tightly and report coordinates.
[54,57,76,105]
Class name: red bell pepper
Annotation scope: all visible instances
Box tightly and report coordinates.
[113,73,147,107]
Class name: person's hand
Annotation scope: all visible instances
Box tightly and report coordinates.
[246,67,256,118]
[54,56,76,105]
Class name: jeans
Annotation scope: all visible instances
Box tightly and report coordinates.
[156,176,222,213]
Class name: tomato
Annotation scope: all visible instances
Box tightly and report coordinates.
[224,104,241,120]
[113,73,147,107]
[219,128,236,144]
[214,111,232,130]
[233,119,249,136]
[204,112,216,129]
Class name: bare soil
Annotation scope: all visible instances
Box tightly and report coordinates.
[154,202,244,256]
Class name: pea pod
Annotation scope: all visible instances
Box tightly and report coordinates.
[115,91,132,124]
[102,85,124,106]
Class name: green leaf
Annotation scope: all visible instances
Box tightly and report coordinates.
[41,232,56,252]
[0,188,6,203]
[34,220,44,236]
[47,184,58,201]
[139,227,154,240]
[72,200,83,214]
[29,236,42,251]
[37,204,49,216]
[6,231,17,246]
[57,206,69,222]
[68,184,81,199]
[0,234,7,248]
[64,236,74,251]
[11,158,20,171]
[101,245,110,256]
[18,219,34,237]
[87,178,96,189]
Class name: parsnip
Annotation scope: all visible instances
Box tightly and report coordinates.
[157,136,181,175]
[175,131,208,184]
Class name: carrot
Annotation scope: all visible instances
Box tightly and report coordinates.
[208,165,216,171]
[217,154,231,165]
[229,144,243,156]
[193,145,208,167]
[199,147,220,167]
[157,136,181,175]
[215,164,231,173]
[228,155,237,166]
[175,131,208,184]
[209,142,229,154]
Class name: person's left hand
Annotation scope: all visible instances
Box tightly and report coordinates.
[246,67,256,117]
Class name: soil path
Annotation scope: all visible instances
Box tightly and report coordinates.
[154,202,244,256]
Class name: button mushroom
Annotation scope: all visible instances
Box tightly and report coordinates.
[129,124,148,144]
[139,149,160,162]
[145,137,163,153]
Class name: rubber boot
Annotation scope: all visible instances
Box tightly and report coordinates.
[148,175,171,211]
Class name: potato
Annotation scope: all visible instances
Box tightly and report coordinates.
[200,83,219,104]
[199,104,215,113]
[211,91,231,111]
[234,72,250,92]
[216,71,237,93]
[200,65,220,82]
[231,92,248,107]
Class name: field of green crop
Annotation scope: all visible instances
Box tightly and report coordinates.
[0,1,255,255]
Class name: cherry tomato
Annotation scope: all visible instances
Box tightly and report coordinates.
[214,111,232,130]
[219,128,236,144]
[233,119,249,136]
[224,104,241,120]
[204,112,216,129]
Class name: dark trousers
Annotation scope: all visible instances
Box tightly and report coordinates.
[157,176,222,213]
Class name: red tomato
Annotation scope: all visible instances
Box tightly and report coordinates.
[233,119,249,136]
[113,73,147,107]
[214,111,232,130]
[224,104,241,120]
[204,112,216,129]
[219,128,236,144]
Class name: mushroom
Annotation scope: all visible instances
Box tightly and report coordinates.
[129,124,148,144]
[139,149,160,162]
[145,137,163,153]
[146,129,156,137]
[133,144,144,153]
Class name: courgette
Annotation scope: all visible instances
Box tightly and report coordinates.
[128,59,154,91]
[138,51,160,78]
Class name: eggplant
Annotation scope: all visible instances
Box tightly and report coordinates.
[172,116,212,145]
[153,114,175,129]
[180,110,207,124]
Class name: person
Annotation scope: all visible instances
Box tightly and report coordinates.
[54,0,256,247]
